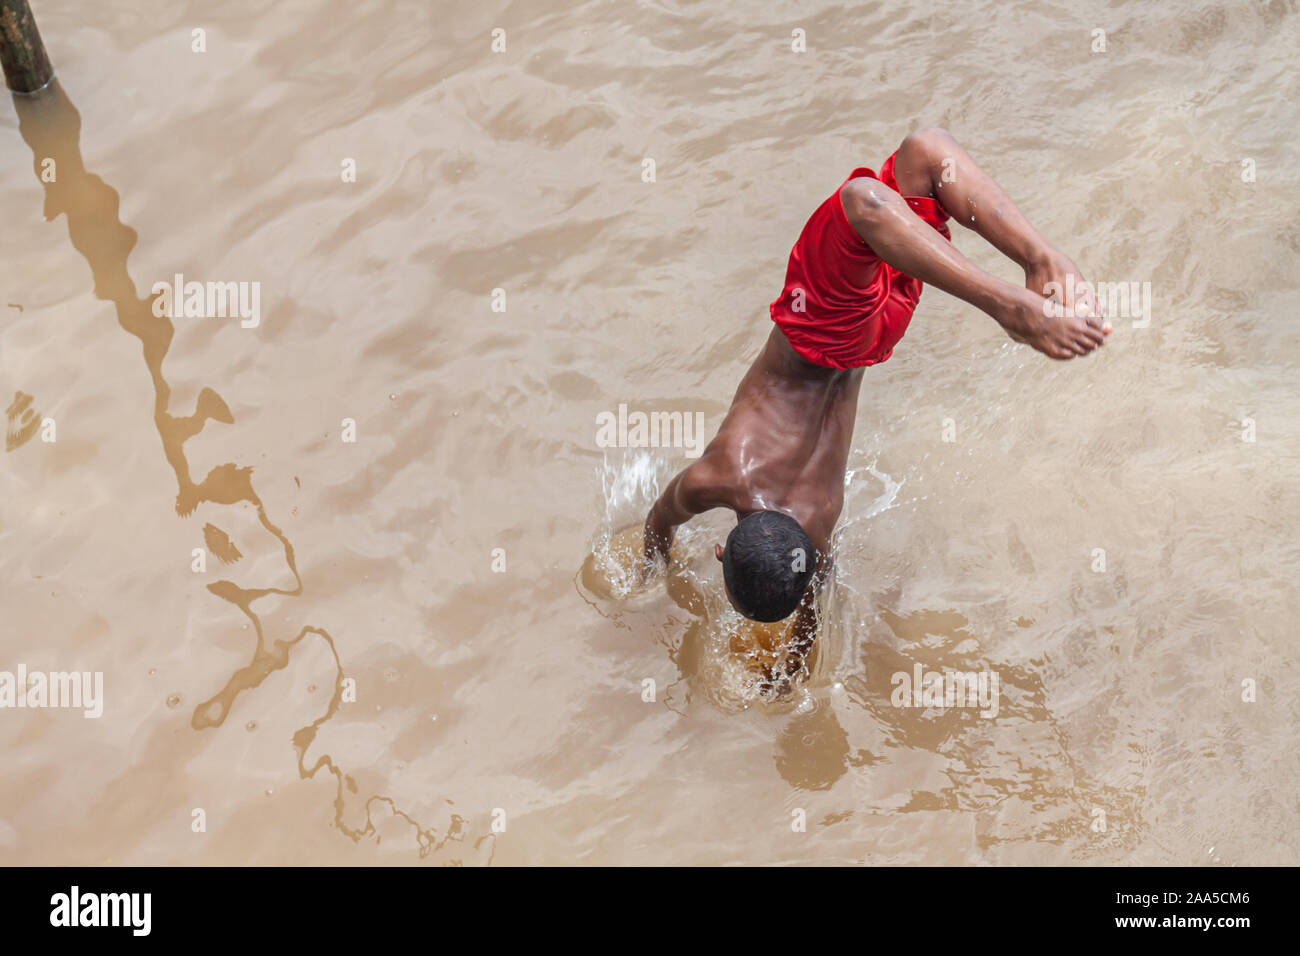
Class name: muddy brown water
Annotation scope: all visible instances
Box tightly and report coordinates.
[0,1,1296,864]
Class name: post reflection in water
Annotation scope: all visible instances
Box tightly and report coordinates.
[12,81,487,862]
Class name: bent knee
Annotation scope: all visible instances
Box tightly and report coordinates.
[839,177,901,227]
[903,126,955,150]
[893,127,956,197]
[898,126,954,164]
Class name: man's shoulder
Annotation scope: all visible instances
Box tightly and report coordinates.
[677,447,739,511]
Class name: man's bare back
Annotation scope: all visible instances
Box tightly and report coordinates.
[646,326,860,558]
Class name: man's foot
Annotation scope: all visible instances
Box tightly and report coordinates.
[1024,250,1111,331]
[997,285,1110,360]
[990,249,1111,359]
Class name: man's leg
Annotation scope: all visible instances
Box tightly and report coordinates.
[839,169,1105,357]
[891,128,1046,265]
[889,127,1108,331]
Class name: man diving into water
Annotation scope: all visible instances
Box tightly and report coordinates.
[642,128,1111,686]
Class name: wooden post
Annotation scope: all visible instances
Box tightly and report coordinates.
[1,0,53,94]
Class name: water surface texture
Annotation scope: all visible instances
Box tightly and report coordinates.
[1,0,1297,864]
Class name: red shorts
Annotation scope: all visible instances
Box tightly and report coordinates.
[769,151,952,370]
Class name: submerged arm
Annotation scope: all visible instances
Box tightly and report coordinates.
[766,552,832,695]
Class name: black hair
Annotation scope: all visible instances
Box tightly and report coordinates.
[721,511,817,622]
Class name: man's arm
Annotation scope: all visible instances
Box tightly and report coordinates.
[643,458,723,570]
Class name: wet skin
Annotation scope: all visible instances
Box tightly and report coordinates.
[644,325,857,565]
[642,325,853,686]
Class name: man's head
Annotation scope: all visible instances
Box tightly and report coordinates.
[714,510,817,622]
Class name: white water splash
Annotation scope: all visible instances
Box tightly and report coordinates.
[839,456,905,534]
[589,450,671,598]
